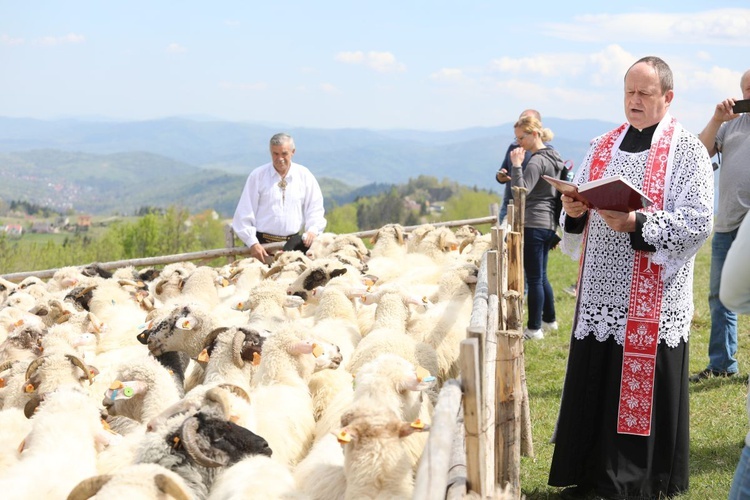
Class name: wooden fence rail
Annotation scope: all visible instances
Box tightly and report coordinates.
[1,215,498,282]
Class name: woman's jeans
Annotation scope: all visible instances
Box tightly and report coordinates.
[524,227,557,330]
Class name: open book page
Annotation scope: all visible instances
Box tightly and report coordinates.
[542,174,654,212]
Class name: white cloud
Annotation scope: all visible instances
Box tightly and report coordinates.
[166,43,187,54]
[489,53,586,77]
[542,9,750,46]
[335,50,406,73]
[687,66,743,96]
[35,33,85,46]
[1,34,24,46]
[430,68,469,82]
[219,81,268,91]
[319,83,338,93]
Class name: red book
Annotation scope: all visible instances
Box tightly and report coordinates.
[542,174,653,213]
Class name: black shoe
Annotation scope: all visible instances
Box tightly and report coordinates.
[559,485,594,500]
[689,368,736,383]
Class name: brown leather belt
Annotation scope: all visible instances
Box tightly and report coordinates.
[257,231,295,243]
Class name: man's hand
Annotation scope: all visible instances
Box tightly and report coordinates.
[599,210,636,233]
[249,242,269,264]
[302,231,316,247]
[713,97,741,124]
[496,169,511,183]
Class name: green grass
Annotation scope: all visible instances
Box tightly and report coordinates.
[519,236,750,499]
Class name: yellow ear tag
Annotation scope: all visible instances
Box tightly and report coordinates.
[109,380,124,390]
[14,319,24,327]
[252,352,262,366]
[24,383,35,393]
[197,349,210,363]
[410,419,425,430]
[415,366,430,382]
[0,378,5,388]
[450,243,459,251]
[312,343,323,358]
[172,436,181,449]
[101,419,112,431]
[336,430,351,444]
[221,278,229,287]
[422,296,428,304]
[178,318,193,329]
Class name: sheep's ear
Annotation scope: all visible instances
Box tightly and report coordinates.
[400,419,430,437]
[403,366,436,391]
[330,268,347,279]
[333,427,355,444]
[289,341,315,356]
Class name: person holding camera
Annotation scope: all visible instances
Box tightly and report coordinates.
[690,68,750,383]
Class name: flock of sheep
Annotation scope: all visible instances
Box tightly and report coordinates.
[0,222,495,499]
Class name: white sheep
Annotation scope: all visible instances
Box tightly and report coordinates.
[66,463,193,500]
[336,403,430,500]
[0,388,120,499]
[208,454,305,500]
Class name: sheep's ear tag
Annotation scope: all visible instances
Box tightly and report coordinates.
[252,352,262,366]
[197,349,210,363]
[172,436,181,449]
[410,419,426,430]
[0,378,5,389]
[422,296,428,304]
[101,418,112,431]
[14,319,24,327]
[336,430,351,444]
[24,383,35,393]
[109,380,124,391]
[221,278,229,287]
[450,243,459,251]
[311,343,323,358]
[416,366,433,383]
[177,318,193,330]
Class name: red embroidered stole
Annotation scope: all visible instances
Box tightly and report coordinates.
[587,118,676,436]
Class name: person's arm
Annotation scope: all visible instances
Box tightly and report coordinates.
[232,173,268,262]
[495,144,514,184]
[302,173,327,246]
[698,98,738,156]
[720,215,750,314]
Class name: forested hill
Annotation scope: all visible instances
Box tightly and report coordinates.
[0,116,618,216]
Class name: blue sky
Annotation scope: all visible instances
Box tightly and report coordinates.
[2,1,749,134]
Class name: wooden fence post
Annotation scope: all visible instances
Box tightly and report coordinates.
[460,338,485,498]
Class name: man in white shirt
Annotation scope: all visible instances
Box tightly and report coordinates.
[232,133,327,263]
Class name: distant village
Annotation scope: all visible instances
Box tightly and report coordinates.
[2,214,95,238]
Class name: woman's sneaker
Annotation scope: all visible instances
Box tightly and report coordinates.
[523,328,544,340]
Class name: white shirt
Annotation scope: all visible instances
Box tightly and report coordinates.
[231,161,327,247]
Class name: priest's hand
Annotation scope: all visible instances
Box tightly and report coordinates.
[562,195,588,219]
[599,210,636,233]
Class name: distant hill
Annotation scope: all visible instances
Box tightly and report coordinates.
[0,116,619,216]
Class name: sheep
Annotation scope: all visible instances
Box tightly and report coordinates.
[0,388,120,499]
[304,231,337,259]
[246,323,325,467]
[0,277,17,303]
[184,326,265,393]
[66,463,192,500]
[177,265,223,309]
[208,455,305,500]
[235,280,305,331]
[262,250,312,284]
[335,403,430,500]
[369,223,408,260]
[346,287,439,392]
[137,303,218,359]
[0,321,45,364]
[0,407,31,473]
[151,262,197,306]
[136,408,272,500]
[293,432,347,500]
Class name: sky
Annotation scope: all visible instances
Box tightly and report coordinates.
[2,1,749,135]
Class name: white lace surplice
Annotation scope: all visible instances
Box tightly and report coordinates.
[561,128,714,348]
